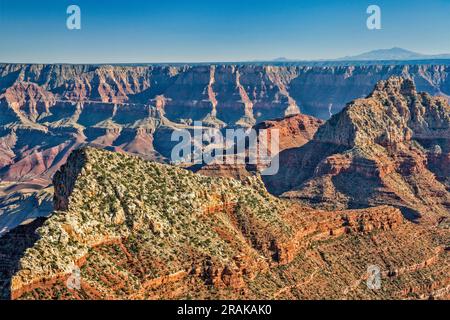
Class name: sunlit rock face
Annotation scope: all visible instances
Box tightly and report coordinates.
[265,77,450,224]
[2,147,448,300]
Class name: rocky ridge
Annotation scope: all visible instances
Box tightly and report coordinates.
[2,147,448,300]
[265,77,450,224]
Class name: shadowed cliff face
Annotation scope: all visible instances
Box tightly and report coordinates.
[264,77,450,224]
[0,218,45,299]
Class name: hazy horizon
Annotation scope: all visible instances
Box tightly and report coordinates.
[1,0,450,64]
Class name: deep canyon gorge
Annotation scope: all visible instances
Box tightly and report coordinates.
[0,63,449,300]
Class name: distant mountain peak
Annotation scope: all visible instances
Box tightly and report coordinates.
[338,47,450,61]
[272,57,291,62]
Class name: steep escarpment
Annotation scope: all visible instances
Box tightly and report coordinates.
[3,147,448,300]
[1,63,449,120]
[9,147,290,299]
[265,77,450,223]
[1,63,449,186]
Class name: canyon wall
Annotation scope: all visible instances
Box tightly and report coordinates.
[1,63,450,234]
[1,63,449,122]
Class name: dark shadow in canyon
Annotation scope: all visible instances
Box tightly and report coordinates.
[0,218,46,300]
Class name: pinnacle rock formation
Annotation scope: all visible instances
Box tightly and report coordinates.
[265,77,450,224]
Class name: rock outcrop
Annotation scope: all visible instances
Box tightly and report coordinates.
[254,114,325,152]
[265,77,450,224]
[1,147,448,300]
[193,114,324,180]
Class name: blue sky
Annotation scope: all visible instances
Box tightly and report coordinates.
[1,0,450,63]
